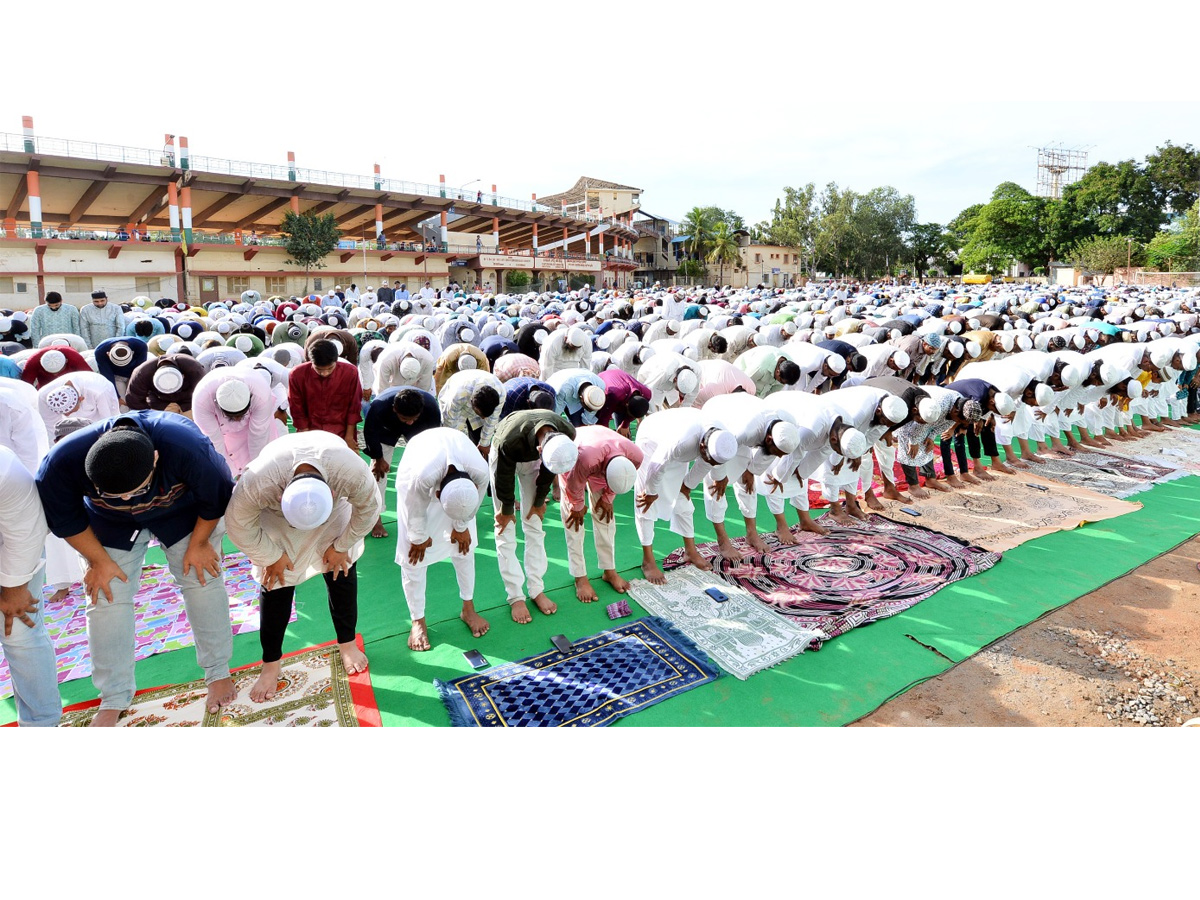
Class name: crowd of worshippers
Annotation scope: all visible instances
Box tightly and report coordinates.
[1,279,1199,727]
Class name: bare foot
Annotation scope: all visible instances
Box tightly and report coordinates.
[371,520,388,538]
[928,479,952,493]
[882,484,905,501]
[830,511,855,527]
[800,517,829,535]
[206,677,237,713]
[1009,458,1031,469]
[847,503,869,521]
[531,592,558,616]
[863,492,885,511]
[602,570,629,593]
[974,468,996,481]
[991,462,1016,475]
[717,539,744,562]
[961,472,982,485]
[89,708,124,727]
[510,600,533,624]
[48,587,71,603]
[910,485,930,499]
[339,642,368,675]
[250,662,283,701]
[575,575,598,603]
[746,533,770,553]
[946,475,964,488]
[461,603,489,638]
[685,547,713,571]
[408,620,431,651]
[775,526,799,544]
[642,561,667,584]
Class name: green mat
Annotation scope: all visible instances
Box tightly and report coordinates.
[7,425,1198,727]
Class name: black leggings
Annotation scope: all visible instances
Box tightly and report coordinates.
[259,564,358,663]
[939,425,999,476]
[900,461,936,485]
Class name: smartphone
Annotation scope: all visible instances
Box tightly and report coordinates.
[550,634,573,653]
[463,649,489,670]
[899,507,922,517]
[704,587,730,603]
[1026,483,1049,492]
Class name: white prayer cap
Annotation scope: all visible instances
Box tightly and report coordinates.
[1181,350,1198,371]
[152,365,185,395]
[215,379,252,414]
[168,341,198,357]
[440,478,479,530]
[1061,363,1085,389]
[1125,379,1143,399]
[1099,363,1123,386]
[993,392,1016,416]
[704,428,738,465]
[41,349,67,374]
[825,353,846,374]
[533,329,547,345]
[1016,333,1033,351]
[769,421,800,454]
[675,367,699,396]
[281,476,334,530]
[881,395,908,424]
[459,327,476,343]
[541,433,578,475]
[1071,333,1086,350]
[997,332,1015,352]
[1150,346,1173,369]
[107,342,134,366]
[240,290,262,305]
[947,320,963,334]
[399,357,423,381]
[497,322,514,339]
[457,354,477,371]
[965,340,982,359]
[838,427,868,459]
[891,349,910,369]
[566,326,588,349]
[917,397,940,423]
[581,384,605,411]
[604,456,637,495]
[1034,383,1055,407]
[45,384,80,414]
[214,320,233,335]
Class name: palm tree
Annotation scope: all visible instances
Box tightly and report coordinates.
[707,222,741,287]
[681,206,716,263]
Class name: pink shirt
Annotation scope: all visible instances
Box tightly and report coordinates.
[559,425,644,514]
[192,370,282,477]
[694,359,756,407]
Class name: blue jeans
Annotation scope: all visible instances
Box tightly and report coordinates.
[0,565,61,727]
[87,526,233,710]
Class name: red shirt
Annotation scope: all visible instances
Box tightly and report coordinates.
[288,360,363,436]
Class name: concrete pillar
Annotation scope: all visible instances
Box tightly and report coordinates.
[180,186,193,247]
[439,174,446,198]
[27,170,42,238]
[531,194,538,254]
[492,215,499,248]
[168,182,180,241]
[491,184,497,206]
[22,115,35,153]
[598,230,604,256]
[375,203,384,241]
[179,136,190,171]
[164,133,175,167]
[440,210,448,248]
[287,151,296,182]
[374,163,382,191]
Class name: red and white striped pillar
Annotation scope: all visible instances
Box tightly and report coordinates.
[164,133,175,167]
[27,170,42,238]
[22,115,35,153]
[531,194,539,254]
[491,183,497,206]
[375,203,384,241]
[179,136,190,171]
[180,186,193,246]
[440,210,448,249]
[598,229,604,256]
[287,151,296,182]
[439,174,446,198]
[374,163,382,191]
[167,182,180,241]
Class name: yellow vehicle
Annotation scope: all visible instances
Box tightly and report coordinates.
[962,273,993,285]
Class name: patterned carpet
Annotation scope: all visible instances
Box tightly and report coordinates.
[662,515,1000,641]
[1024,449,1187,498]
[0,552,289,701]
[436,618,719,727]
[55,636,379,727]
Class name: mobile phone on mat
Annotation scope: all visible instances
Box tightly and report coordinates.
[463,649,490,669]
[1026,483,1049,492]
[551,634,573,653]
[899,507,922,517]
[704,587,731,603]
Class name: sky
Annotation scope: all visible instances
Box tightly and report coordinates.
[5,2,1198,230]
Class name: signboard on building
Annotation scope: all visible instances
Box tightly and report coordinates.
[772,267,781,274]
[478,254,532,270]
[533,257,602,272]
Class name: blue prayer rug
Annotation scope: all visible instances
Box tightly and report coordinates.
[435,617,720,727]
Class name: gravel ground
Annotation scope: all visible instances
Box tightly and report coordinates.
[852,535,1200,727]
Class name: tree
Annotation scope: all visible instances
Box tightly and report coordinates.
[905,222,943,279]
[850,186,915,278]
[696,206,745,232]
[680,207,716,262]
[755,184,817,273]
[706,221,741,287]
[1063,159,1163,243]
[1144,142,1200,216]
[1071,235,1138,275]
[281,210,341,293]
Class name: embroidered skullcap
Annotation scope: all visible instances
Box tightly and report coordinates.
[541,433,579,475]
[152,365,185,395]
[41,349,67,374]
[457,354,477,371]
[45,384,80,414]
[769,421,800,454]
[675,367,699,396]
[581,384,605,411]
[107,342,134,366]
[439,477,479,530]
[281,475,334,530]
[604,457,637,494]
[85,427,155,494]
[922,332,943,350]
[215,379,252,414]
[704,429,738,465]
[399,357,422,380]
[961,399,984,422]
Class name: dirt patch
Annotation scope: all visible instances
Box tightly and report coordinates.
[852,536,1200,727]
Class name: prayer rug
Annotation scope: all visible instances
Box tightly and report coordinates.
[871,472,1140,553]
[626,567,824,679]
[435,617,720,727]
[662,515,999,641]
[1119,428,1200,476]
[54,636,380,727]
[1024,449,1187,498]
[0,552,289,701]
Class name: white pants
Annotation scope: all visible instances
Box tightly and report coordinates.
[818,454,866,503]
[766,450,825,515]
[635,491,695,545]
[868,441,896,490]
[491,455,548,602]
[561,488,617,576]
[400,554,475,620]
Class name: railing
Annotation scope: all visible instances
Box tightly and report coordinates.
[0,131,598,225]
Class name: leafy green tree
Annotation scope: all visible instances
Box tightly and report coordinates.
[1144,142,1200,216]
[850,186,916,278]
[696,206,746,232]
[676,259,706,279]
[706,222,741,287]
[1063,160,1162,243]
[905,222,943,279]
[1144,231,1194,271]
[281,209,341,293]
[812,183,859,276]
[680,207,716,262]
[756,184,817,271]
[1071,234,1139,275]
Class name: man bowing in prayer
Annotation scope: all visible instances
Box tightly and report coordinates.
[226,431,381,702]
